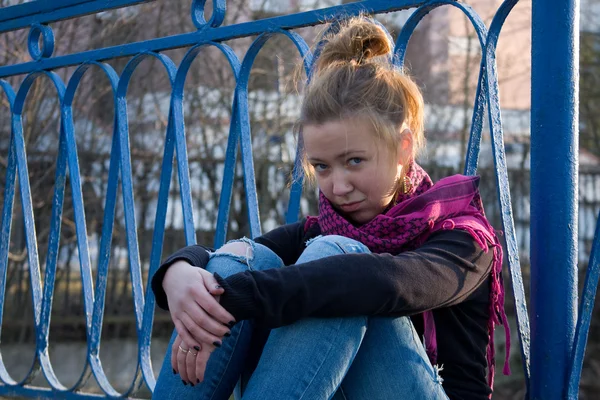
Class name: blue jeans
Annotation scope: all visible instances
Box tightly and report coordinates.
[153,235,448,400]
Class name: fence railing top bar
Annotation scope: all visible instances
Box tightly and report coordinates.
[0,0,100,22]
[0,0,427,79]
[0,0,153,33]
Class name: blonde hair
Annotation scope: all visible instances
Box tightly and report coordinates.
[299,16,425,180]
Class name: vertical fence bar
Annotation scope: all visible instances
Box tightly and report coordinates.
[530,0,579,398]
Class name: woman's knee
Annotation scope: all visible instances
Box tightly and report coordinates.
[209,238,284,272]
[216,241,254,258]
[305,235,370,255]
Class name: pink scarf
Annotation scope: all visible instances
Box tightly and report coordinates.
[304,163,510,390]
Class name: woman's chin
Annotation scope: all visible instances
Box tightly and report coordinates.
[345,210,376,226]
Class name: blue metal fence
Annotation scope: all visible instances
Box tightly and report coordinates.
[0,0,596,399]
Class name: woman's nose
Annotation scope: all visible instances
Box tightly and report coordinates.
[332,174,353,196]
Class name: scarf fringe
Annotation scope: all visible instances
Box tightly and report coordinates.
[464,225,512,390]
[423,223,511,391]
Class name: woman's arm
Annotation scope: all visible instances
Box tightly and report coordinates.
[215,229,495,328]
[150,218,309,310]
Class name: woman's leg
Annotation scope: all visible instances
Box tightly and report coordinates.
[153,239,283,400]
[338,316,449,400]
[241,235,371,400]
[242,235,448,400]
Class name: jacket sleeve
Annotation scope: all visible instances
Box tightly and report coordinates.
[214,230,495,328]
[150,219,308,310]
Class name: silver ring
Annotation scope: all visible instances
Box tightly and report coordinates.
[178,345,189,354]
[189,350,198,356]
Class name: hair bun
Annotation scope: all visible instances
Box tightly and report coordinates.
[316,18,392,72]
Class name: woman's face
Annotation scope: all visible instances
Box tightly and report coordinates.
[303,117,407,225]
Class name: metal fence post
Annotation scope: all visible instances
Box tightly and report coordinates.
[530,0,579,398]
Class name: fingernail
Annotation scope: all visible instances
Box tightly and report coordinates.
[228,320,236,328]
[182,380,187,386]
[213,341,222,348]
[190,382,195,387]
[197,379,200,384]
[172,368,177,375]
[224,331,231,337]
[194,346,200,351]
[215,284,222,289]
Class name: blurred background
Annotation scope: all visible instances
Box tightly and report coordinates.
[0,0,599,398]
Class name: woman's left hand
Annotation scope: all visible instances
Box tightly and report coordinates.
[163,262,235,349]
[172,333,213,384]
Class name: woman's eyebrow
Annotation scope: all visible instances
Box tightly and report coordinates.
[308,150,368,162]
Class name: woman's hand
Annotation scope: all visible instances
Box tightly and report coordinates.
[172,334,212,384]
[163,261,235,350]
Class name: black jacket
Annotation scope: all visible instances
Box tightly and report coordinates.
[152,219,495,399]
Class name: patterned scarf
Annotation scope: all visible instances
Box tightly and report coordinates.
[304,163,511,391]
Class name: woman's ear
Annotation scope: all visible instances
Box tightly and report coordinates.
[397,128,414,165]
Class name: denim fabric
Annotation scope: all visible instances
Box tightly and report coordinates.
[153,235,448,400]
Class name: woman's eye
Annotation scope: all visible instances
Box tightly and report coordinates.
[313,163,328,172]
[348,158,363,166]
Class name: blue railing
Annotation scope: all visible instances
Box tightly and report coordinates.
[0,0,594,399]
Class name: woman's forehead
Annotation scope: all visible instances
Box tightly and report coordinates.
[303,119,384,157]
[305,126,375,156]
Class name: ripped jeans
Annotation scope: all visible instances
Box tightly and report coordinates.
[153,235,449,400]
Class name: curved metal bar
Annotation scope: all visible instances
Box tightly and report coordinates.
[216,29,311,244]
[86,127,124,398]
[191,0,227,29]
[27,24,55,61]
[568,211,600,399]
[8,70,70,390]
[285,133,306,225]
[394,0,488,177]
[483,0,531,389]
[172,42,241,248]
[394,0,487,65]
[138,42,241,390]
[463,62,487,177]
[0,80,18,386]
[89,51,178,397]
[62,61,122,395]
[0,79,15,108]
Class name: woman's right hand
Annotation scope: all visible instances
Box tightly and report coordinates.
[162,261,236,350]
[172,333,213,384]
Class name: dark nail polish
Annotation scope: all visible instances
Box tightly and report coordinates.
[228,320,236,328]
[224,331,231,337]
[173,368,177,375]
[190,382,195,387]
[182,380,187,386]
[215,284,222,289]
[197,379,200,384]
[213,341,222,348]
[194,346,200,351]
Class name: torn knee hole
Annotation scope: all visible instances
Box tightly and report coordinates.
[215,242,254,258]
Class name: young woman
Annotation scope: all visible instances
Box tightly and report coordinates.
[151,17,510,400]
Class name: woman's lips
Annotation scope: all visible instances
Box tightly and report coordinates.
[339,201,363,212]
